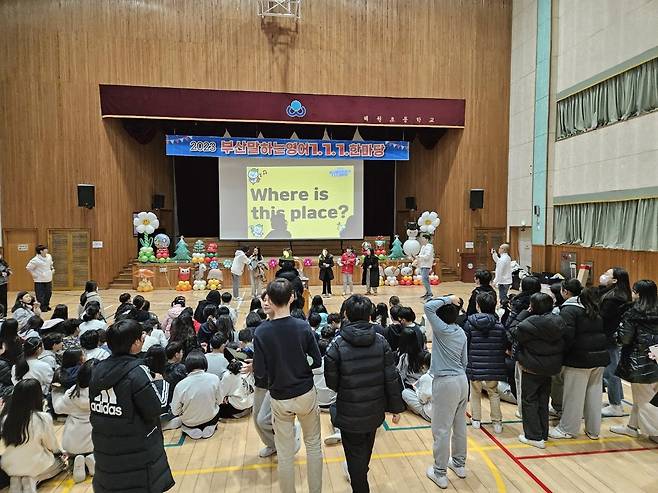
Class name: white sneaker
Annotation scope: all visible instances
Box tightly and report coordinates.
[585,431,599,440]
[548,405,561,417]
[426,466,448,489]
[324,430,342,445]
[162,416,182,430]
[518,434,546,449]
[471,419,481,429]
[602,404,625,417]
[448,458,466,478]
[610,425,639,438]
[342,461,351,483]
[493,422,503,434]
[182,426,203,440]
[85,454,96,476]
[549,427,574,439]
[73,455,86,483]
[515,409,522,419]
[258,446,277,458]
[202,425,217,439]
[9,477,21,493]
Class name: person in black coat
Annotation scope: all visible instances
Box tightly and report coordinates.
[318,249,334,297]
[550,284,610,440]
[465,270,497,317]
[463,293,507,432]
[361,249,380,295]
[610,280,658,440]
[275,262,305,311]
[324,294,405,491]
[193,290,221,324]
[598,267,632,416]
[89,320,174,493]
[509,293,565,448]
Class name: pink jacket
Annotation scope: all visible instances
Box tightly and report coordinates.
[162,304,185,339]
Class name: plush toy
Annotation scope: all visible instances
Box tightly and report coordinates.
[207,268,223,290]
[192,240,206,264]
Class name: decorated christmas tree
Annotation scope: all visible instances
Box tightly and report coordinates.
[388,235,405,259]
[173,237,192,262]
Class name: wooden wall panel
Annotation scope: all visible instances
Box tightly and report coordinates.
[532,245,658,284]
[0,0,512,285]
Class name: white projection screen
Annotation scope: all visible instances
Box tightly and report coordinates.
[219,158,364,240]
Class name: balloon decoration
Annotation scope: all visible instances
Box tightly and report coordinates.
[133,212,159,235]
[205,242,218,263]
[303,258,313,267]
[154,233,171,263]
[430,273,440,285]
[268,258,279,269]
[209,260,219,270]
[388,235,405,259]
[403,224,421,258]
[207,268,223,290]
[172,236,192,262]
[417,211,441,234]
[374,236,388,260]
[383,265,400,286]
[192,240,206,263]
[223,259,233,269]
[138,236,156,263]
[176,267,192,291]
[135,268,155,292]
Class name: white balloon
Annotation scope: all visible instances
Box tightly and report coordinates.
[403,239,421,257]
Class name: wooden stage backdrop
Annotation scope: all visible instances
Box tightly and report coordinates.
[0,0,512,288]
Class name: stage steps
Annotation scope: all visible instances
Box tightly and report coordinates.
[108,261,136,290]
[440,263,460,282]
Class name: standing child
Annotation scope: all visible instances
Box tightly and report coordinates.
[463,293,507,434]
[218,359,255,419]
[318,249,334,297]
[53,360,96,483]
[509,293,565,449]
[339,247,358,296]
[424,296,469,489]
[1,379,66,492]
[402,352,433,422]
[230,247,250,300]
[324,295,404,490]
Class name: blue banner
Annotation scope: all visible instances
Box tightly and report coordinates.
[165,135,409,160]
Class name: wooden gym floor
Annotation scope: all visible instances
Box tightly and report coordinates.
[11,283,657,493]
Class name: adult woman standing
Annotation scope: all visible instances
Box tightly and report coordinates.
[0,252,12,310]
[248,247,267,299]
[361,248,380,295]
[610,280,658,441]
[318,249,334,297]
[25,245,54,312]
[599,268,632,417]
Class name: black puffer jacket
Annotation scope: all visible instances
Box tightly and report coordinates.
[464,313,507,382]
[324,321,405,432]
[510,313,565,376]
[560,297,610,368]
[466,285,498,317]
[616,306,658,384]
[0,358,14,398]
[599,287,631,347]
[504,291,533,328]
[90,355,174,493]
[275,268,305,309]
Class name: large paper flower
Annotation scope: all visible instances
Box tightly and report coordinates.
[133,212,159,235]
[417,211,440,234]
[303,257,313,267]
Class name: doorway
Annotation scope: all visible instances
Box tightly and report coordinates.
[3,229,39,292]
[474,227,506,270]
[47,229,90,290]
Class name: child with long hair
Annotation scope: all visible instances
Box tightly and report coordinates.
[1,379,66,491]
[218,359,255,419]
[52,359,96,483]
[144,345,181,431]
[402,352,433,422]
[397,328,428,389]
[308,295,329,327]
[53,349,85,391]
[12,337,54,396]
[11,292,41,331]
[79,302,107,335]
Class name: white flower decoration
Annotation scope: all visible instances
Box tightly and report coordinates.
[133,211,159,235]
[417,211,440,234]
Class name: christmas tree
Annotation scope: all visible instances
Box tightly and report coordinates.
[388,235,405,259]
[173,237,192,262]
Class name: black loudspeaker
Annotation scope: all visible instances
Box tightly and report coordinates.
[405,196,417,210]
[152,194,165,210]
[469,189,484,210]
[77,184,95,209]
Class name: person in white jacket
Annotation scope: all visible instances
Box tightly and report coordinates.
[491,243,513,304]
[402,366,433,422]
[171,351,223,440]
[25,245,54,312]
[230,248,250,300]
[52,360,96,483]
[11,337,54,396]
[1,379,67,491]
[218,359,255,418]
[414,234,435,300]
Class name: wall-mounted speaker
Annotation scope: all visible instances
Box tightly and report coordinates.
[152,194,165,210]
[77,184,95,209]
[469,189,484,210]
[405,196,417,211]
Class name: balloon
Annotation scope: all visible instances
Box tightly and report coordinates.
[133,211,160,235]
[403,239,421,257]
[153,233,170,249]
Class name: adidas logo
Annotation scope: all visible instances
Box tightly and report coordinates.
[91,388,123,416]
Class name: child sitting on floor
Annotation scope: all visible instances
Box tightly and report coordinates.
[237,329,254,358]
[402,352,433,422]
[53,359,96,483]
[218,359,255,419]
[205,333,229,379]
[38,333,62,372]
[12,337,54,397]
[80,330,109,361]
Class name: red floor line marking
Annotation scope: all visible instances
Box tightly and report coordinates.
[478,425,553,493]
[516,446,658,460]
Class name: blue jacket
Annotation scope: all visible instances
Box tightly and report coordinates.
[463,313,508,382]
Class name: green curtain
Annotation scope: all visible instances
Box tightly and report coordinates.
[554,198,658,251]
[557,58,658,140]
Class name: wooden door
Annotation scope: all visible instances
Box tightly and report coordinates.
[47,229,90,290]
[474,227,506,270]
[3,229,38,291]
